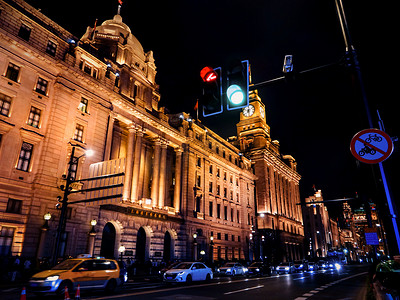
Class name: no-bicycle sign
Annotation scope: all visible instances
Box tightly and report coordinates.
[350,129,393,164]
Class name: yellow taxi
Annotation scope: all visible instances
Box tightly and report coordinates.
[29,257,122,296]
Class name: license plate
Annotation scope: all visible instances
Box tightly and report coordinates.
[167,277,172,280]
[30,283,38,287]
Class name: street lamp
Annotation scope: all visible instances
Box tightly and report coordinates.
[52,145,93,265]
[119,245,125,261]
[193,233,198,261]
[209,236,214,264]
[37,212,51,259]
[87,219,97,257]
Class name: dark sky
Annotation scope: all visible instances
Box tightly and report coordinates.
[24,0,399,220]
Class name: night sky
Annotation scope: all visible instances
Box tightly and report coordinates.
[23,0,399,221]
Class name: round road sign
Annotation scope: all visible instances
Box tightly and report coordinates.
[350,128,393,164]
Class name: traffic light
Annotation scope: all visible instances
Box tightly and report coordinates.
[226,60,249,110]
[282,55,294,81]
[200,66,223,117]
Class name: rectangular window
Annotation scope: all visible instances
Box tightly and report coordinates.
[209,181,213,193]
[78,97,88,113]
[217,204,221,219]
[35,77,48,95]
[0,92,12,116]
[0,227,15,256]
[209,165,213,174]
[27,106,41,128]
[46,40,57,56]
[18,23,31,41]
[74,124,84,142]
[225,233,228,241]
[16,142,33,172]
[216,185,220,196]
[209,201,213,217]
[196,175,201,187]
[5,62,20,82]
[224,206,227,220]
[6,198,22,214]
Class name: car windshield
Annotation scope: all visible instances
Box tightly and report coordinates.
[173,263,192,269]
[52,259,83,270]
[223,263,235,267]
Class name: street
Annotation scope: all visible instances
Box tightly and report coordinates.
[2,265,370,300]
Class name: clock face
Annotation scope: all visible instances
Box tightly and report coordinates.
[260,106,265,119]
[243,104,255,117]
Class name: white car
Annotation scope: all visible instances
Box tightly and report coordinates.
[163,262,213,283]
[217,262,247,276]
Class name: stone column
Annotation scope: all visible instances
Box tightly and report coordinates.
[131,128,143,202]
[103,113,116,161]
[158,141,167,208]
[122,124,135,201]
[173,147,183,213]
[151,138,161,207]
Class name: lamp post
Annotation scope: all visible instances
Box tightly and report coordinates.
[37,212,51,259]
[119,245,125,261]
[87,219,97,257]
[209,236,214,264]
[193,233,198,261]
[51,146,93,265]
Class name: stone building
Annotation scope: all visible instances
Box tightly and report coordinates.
[231,90,304,263]
[0,0,300,265]
[302,190,336,258]
[0,0,256,263]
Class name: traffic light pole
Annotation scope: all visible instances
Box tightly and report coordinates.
[52,146,75,265]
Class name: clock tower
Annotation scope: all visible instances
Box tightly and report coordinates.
[236,89,270,152]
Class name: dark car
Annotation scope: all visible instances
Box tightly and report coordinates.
[294,261,306,272]
[246,262,271,277]
[374,260,400,294]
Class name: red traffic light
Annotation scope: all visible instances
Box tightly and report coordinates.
[200,66,218,82]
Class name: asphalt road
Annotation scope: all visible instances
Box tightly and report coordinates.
[3,265,370,300]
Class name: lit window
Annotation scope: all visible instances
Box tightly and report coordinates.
[18,23,31,41]
[27,106,41,128]
[35,77,48,95]
[16,142,33,172]
[46,40,57,56]
[74,124,84,142]
[0,93,12,116]
[78,97,88,113]
[5,62,20,82]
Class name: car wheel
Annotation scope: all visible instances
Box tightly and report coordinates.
[57,281,73,298]
[105,279,117,293]
[186,274,192,284]
[205,274,211,282]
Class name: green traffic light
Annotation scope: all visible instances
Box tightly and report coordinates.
[227,84,244,105]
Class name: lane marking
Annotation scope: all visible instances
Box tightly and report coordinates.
[224,284,264,295]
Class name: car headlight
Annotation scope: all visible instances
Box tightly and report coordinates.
[45,275,59,282]
[227,268,231,272]
[285,267,289,270]
[243,268,248,272]
[335,263,341,270]
[255,268,260,272]
[178,271,185,276]
[217,268,220,272]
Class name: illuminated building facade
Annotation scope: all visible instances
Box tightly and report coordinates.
[0,0,257,262]
[302,190,339,258]
[233,90,304,263]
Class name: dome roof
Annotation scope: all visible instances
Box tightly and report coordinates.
[82,14,146,61]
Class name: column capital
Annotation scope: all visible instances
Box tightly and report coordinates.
[174,146,184,154]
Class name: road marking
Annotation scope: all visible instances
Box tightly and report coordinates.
[224,284,264,295]
[295,272,368,299]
